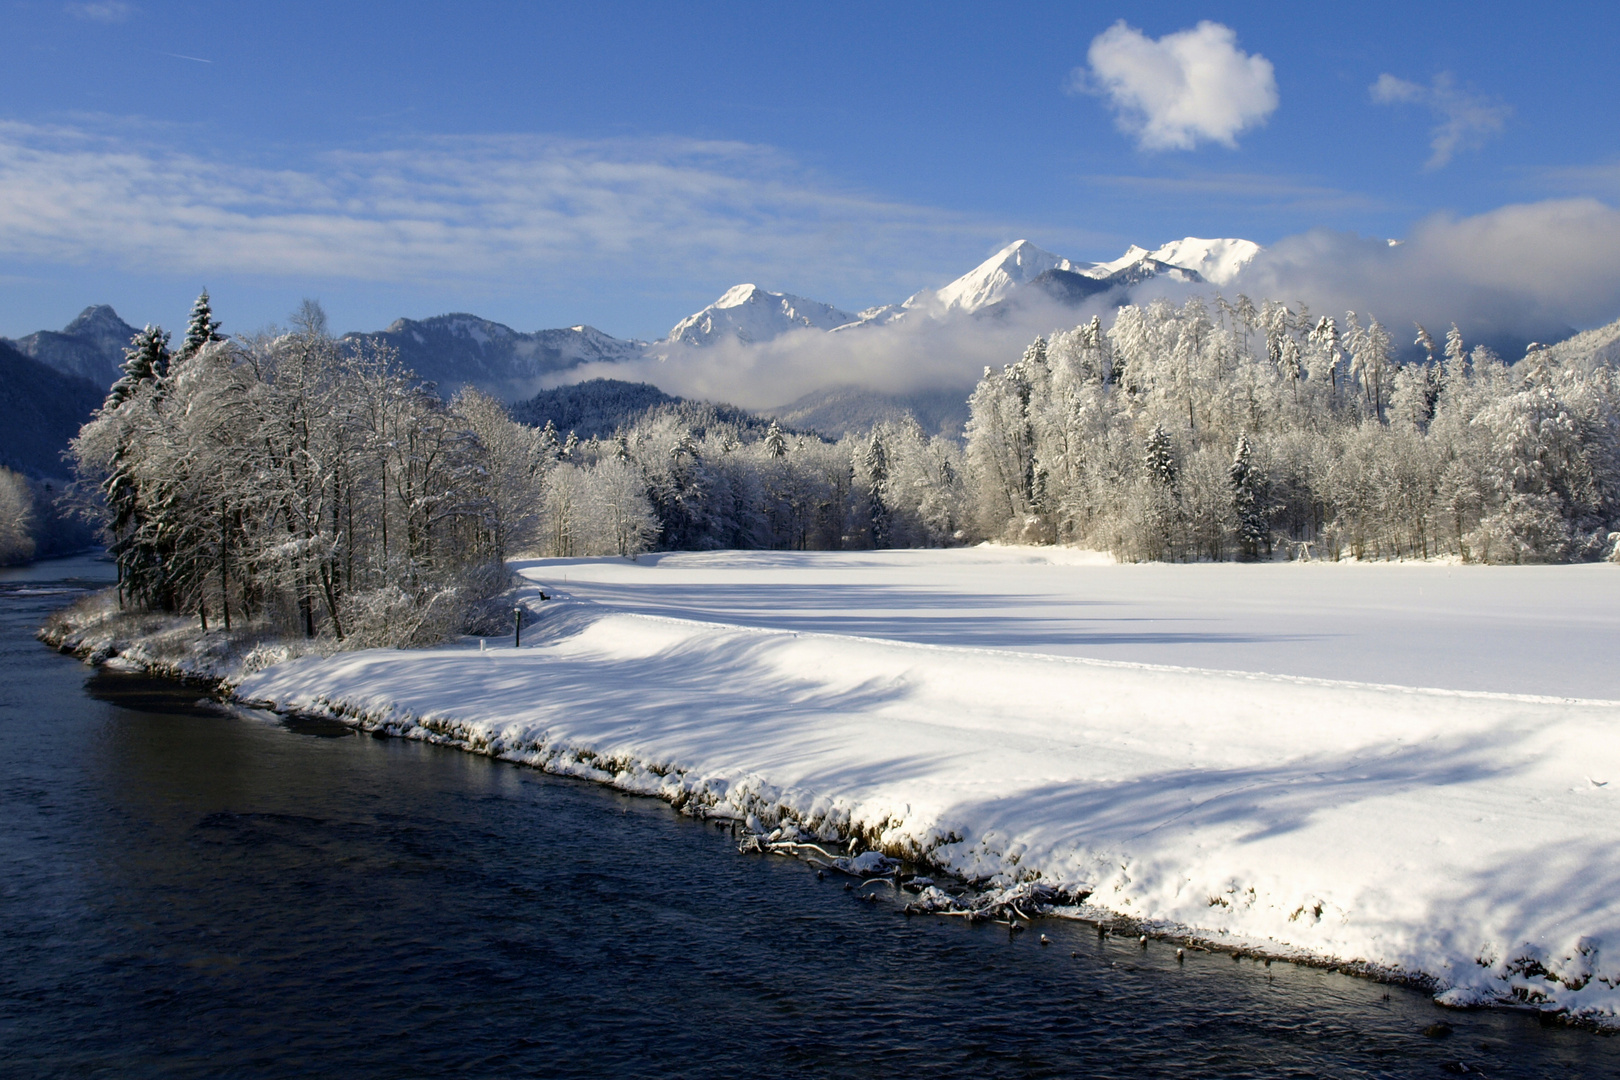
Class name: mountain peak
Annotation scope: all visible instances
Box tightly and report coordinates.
[62,304,132,338]
[930,240,1077,314]
[664,285,857,348]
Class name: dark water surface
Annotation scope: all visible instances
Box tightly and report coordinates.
[2,558,1617,1078]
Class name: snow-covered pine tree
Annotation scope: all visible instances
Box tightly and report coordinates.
[1229,434,1269,560]
[1145,424,1177,488]
[764,419,788,459]
[105,325,172,409]
[537,420,561,461]
[1443,324,1468,381]
[177,290,226,362]
[863,429,890,548]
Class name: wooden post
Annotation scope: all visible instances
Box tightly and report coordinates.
[514,606,522,648]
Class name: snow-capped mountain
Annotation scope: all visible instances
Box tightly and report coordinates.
[342,314,645,401]
[929,240,1081,313]
[830,237,1261,333]
[1140,237,1261,286]
[663,284,858,348]
[6,305,139,389]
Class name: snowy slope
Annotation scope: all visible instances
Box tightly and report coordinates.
[6,305,139,389]
[1149,238,1262,286]
[664,284,857,347]
[237,549,1620,1025]
[928,240,1079,313]
[344,314,645,401]
[1542,315,1620,370]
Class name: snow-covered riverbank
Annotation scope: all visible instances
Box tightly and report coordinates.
[226,549,1620,1026]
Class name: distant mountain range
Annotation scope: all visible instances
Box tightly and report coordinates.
[4,236,1259,400]
[2,236,1262,445]
[339,316,646,401]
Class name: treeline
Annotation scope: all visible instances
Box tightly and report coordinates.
[71,297,547,645]
[966,297,1620,563]
[530,403,966,555]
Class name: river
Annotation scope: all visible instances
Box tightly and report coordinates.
[2,555,1615,1078]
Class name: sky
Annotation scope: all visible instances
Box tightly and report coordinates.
[2,0,1619,346]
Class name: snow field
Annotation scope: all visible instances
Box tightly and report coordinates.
[235,550,1620,1023]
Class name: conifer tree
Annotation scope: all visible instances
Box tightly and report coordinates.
[1229,434,1268,560]
[1145,425,1177,488]
[863,430,890,548]
[178,290,225,362]
[764,420,788,459]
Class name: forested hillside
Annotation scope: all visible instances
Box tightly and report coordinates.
[965,299,1620,563]
[0,339,106,478]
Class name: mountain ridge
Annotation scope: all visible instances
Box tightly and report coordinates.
[5,305,139,389]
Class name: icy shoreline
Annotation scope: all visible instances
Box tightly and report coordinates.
[41,554,1620,1028]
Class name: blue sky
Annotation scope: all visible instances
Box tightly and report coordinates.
[3,0,1618,341]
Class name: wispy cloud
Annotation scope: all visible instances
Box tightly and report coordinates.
[64,1,134,23]
[1080,171,1380,215]
[0,120,1047,310]
[1370,73,1511,170]
[1076,20,1278,151]
[1531,160,1620,198]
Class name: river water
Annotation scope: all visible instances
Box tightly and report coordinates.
[2,556,1616,1078]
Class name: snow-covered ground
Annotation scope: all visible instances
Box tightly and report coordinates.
[535,548,1620,699]
[236,548,1620,1023]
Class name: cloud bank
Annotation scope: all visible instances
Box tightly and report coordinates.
[1080,21,1278,151]
[1371,73,1511,170]
[1233,198,1620,349]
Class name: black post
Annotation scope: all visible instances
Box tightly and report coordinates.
[514,606,522,648]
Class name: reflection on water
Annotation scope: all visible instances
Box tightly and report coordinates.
[2,567,1617,1078]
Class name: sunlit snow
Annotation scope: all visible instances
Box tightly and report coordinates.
[237,548,1620,1023]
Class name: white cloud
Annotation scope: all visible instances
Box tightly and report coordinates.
[1078,20,1278,151]
[1233,198,1620,347]
[65,1,134,22]
[1371,73,1511,170]
[0,120,1047,320]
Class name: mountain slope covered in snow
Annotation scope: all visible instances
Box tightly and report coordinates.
[6,305,139,389]
[663,284,858,348]
[343,314,645,401]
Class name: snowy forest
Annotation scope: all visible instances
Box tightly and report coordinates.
[68,290,1620,644]
[68,294,966,642]
[966,298,1620,563]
